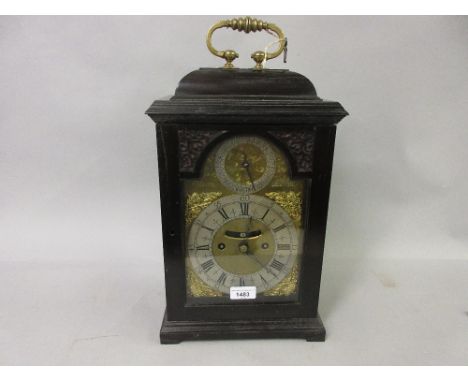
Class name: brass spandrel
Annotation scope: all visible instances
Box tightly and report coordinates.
[264,191,302,225]
[263,264,299,296]
[185,192,222,226]
[186,265,223,297]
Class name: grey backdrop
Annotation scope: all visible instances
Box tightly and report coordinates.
[1,16,467,365]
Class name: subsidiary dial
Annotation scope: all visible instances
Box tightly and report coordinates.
[214,136,276,194]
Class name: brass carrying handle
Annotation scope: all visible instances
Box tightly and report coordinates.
[206,16,287,70]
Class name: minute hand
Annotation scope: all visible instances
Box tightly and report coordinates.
[245,165,256,191]
[241,152,256,192]
[244,251,278,278]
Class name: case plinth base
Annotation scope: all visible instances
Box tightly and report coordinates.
[160,311,325,344]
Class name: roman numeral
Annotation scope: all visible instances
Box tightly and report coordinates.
[196,244,210,251]
[239,278,245,286]
[261,209,270,220]
[218,208,229,220]
[277,243,291,251]
[217,272,227,286]
[239,202,249,216]
[201,225,214,233]
[259,274,268,286]
[270,259,285,272]
[200,259,214,272]
[273,223,287,233]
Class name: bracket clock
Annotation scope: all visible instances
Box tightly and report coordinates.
[146,17,348,344]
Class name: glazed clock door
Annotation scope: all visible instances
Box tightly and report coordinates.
[183,134,305,305]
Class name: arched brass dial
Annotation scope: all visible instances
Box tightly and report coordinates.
[214,136,276,194]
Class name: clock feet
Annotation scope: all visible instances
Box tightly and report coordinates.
[306,334,325,342]
[160,311,326,344]
[160,338,182,345]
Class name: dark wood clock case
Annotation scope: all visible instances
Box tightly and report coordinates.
[146,68,348,344]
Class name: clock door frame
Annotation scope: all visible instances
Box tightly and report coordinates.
[156,122,336,323]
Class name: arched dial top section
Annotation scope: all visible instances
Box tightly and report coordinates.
[178,128,316,177]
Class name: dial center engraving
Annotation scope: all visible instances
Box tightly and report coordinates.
[212,217,275,276]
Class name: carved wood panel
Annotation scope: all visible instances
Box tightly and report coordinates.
[268,129,316,174]
[177,128,316,175]
[178,129,226,173]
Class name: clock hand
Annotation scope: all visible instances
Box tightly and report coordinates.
[244,163,256,192]
[245,166,256,191]
[238,243,278,278]
[246,252,278,278]
[240,151,256,192]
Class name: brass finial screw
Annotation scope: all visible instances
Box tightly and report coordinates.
[239,244,249,253]
[251,51,266,70]
[222,50,239,69]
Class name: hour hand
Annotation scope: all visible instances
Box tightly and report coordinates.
[224,230,262,239]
